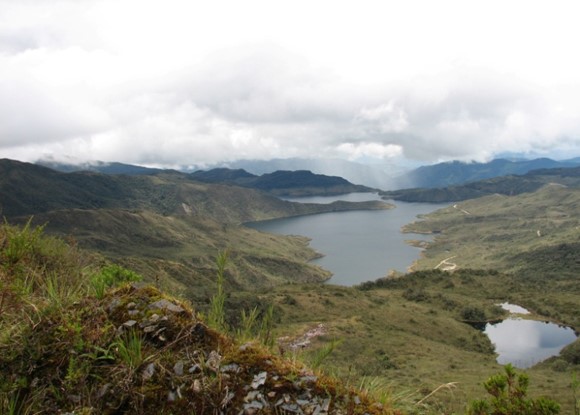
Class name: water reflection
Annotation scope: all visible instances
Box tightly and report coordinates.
[498,302,530,315]
[484,318,577,368]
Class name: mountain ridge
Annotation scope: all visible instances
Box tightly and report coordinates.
[394,157,580,189]
[381,165,580,203]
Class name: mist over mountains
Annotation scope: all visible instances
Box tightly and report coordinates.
[38,156,580,191]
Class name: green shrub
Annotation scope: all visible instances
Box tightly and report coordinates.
[90,264,142,298]
[469,364,560,414]
[560,339,580,365]
[461,305,486,321]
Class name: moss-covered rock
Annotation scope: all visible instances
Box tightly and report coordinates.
[1,284,401,414]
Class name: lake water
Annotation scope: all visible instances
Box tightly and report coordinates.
[246,193,446,286]
[484,318,577,368]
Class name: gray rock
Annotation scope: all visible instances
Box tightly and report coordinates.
[142,363,155,381]
[221,363,240,374]
[148,299,185,313]
[189,363,202,374]
[173,360,184,376]
[279,403,304,414]
[206,350,222,372]
[108,297,121,313]
[143,325,158,333]
[251,371,267,389]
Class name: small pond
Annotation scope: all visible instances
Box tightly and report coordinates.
[483,304,577,368]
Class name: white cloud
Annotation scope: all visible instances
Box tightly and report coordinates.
[337,142,403,161]
[2,0,580,167]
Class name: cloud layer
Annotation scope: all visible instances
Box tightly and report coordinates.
[2,0,580,167]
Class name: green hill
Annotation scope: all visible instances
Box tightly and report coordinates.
[0,159,391,297]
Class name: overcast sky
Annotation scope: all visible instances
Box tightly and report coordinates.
[2,0,580,168]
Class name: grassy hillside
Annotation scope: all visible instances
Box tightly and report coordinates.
[2,221,570,414]
[254,268,577,413]
[404,184,580,278]
[0,222,410,415]
[1,159,386,221]
[3,159,579,413]
[1,159,391,293]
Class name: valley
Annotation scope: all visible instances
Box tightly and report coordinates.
[1,159,579,413]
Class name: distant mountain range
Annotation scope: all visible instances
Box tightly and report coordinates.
[211,158,405,189]
[38,156,580,191]
[393,157,580,189]
[39,157,404,189]
[381,165,580,203]
[189,168,374,196]
[37,159,375,197]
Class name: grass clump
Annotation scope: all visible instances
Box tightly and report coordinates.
[207,249,228,331]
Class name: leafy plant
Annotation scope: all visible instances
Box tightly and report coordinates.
[90,264,142,299]
[469,364,560,414]
[1,218,44,267]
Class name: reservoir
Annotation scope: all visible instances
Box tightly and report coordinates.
[246,193,446,286]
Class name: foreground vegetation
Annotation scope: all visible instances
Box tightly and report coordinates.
[0,221,407,414]
[2,222,574,414]
[2,160,580,413]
